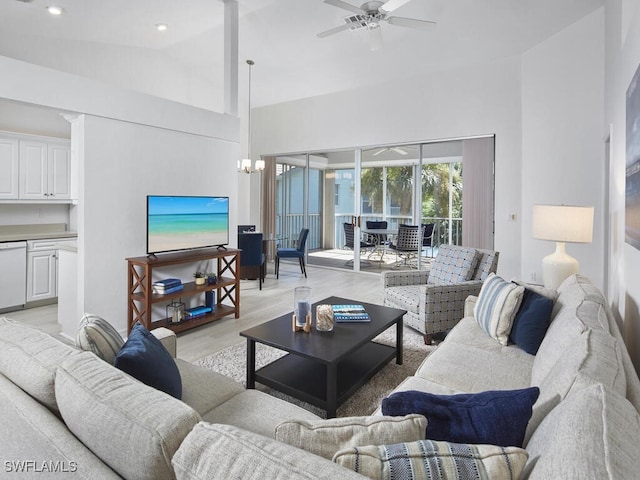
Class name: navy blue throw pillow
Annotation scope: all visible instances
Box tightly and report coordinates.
[381,387,539,448]
[509,288,554,355]
[114,322,182,399]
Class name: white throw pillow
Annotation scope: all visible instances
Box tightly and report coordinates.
[275,414,427,460]
[474,273,525,345]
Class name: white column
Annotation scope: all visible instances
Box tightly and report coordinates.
[223,0,239,117]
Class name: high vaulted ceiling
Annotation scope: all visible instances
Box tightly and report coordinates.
[0,0,603,109]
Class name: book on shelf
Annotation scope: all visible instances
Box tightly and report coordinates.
[153,284,184,295]
[332,304,370,323]
[153,278,182,288]
[185,305,212,319]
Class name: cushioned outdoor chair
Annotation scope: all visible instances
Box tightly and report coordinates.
[276,228,309,279]
[238,232,265,290]
[382,244,499,344]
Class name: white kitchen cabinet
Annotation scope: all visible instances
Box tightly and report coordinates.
[19,140,70,200]
[27,248,57,302]
[0,137,19,199]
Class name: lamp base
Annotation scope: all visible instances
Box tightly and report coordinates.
[542,242,579,289]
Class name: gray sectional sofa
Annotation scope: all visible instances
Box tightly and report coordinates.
[1,273,640,479]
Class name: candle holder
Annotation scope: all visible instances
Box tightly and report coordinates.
[292,286,312,333]
[166,300,185,324]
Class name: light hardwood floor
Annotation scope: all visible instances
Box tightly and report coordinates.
[6,261,391,363]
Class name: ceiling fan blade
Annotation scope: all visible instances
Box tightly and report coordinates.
[372,148,386,156]
[380,0,413,13]
[369,24,383,51]
[391,147,408,155]
[323,0,366,15]
[317,23,352,38]
[386,16,436,30]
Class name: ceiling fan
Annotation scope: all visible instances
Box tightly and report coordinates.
[318,0,436,51]
[372,146,408,156]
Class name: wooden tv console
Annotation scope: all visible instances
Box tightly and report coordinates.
[126,248,240,334]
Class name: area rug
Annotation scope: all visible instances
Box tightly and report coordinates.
[196,327,436,418]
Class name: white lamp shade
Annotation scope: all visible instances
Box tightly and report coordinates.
[241,159,252,172]
[532,204,594,289]
[532,205,594,243]
[255,159,265,171]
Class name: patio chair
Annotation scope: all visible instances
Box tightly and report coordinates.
[276,228,309,279]
[365,220,388,260]
[382,244,499,344]
[388,224,423,268]
[343,222,375,265]
[422,223,435,257]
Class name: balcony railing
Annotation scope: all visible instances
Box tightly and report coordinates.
[276,213,461,251]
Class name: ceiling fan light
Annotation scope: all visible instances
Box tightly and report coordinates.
[47,5,63,15]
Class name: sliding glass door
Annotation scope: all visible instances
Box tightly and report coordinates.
[269,136,494,274]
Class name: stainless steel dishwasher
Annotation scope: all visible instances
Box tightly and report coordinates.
[0,241,27,310]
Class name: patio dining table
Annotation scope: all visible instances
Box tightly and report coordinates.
[361,228,398,261]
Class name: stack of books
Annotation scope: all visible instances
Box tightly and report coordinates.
[332,304,370,323]
[152,278,184,295]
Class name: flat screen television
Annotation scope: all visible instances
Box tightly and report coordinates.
[146,195,229,255]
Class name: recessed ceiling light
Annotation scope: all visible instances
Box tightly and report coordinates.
[156,23,168,32]
[47,5,63,16]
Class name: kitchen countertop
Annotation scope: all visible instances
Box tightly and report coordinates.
[0,223,77,243]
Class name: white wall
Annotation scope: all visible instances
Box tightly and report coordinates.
[79,115,237,333]
[252,57,524,280]
[605,0,640,370]
[520,8,606,289]
[0,56,240,335]
[0,33,222,112]
[0,204,70,227]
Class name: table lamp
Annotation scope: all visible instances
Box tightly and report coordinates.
[532,204,594,289]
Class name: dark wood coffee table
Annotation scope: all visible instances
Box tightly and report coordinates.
[239,296,406,418]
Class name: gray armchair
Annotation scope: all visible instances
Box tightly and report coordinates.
[382,245,499,344]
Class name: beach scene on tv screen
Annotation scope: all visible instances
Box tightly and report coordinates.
[148,196,228,253]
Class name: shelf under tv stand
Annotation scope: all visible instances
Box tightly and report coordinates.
[126,248,241,335]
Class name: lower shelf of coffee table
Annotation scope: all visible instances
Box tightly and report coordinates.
[254,341,396,412]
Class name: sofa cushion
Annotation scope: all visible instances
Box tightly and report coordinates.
[530,307,588,386]
[523,383,640,479]
[382,388,539,448]
[525,328,626,443]
[172,422,366,480]
[275,414,427,460]
[0,373,121,479]
[114,322,182,399]
[427,245,479,285]
[175,358,244,416]
[334,440,528,480]
[508,288,554,355]
[415,328,534,392]
[76,313,125,364]
[474,273,525,345]
[383,285,421,315]
[202,389,321,438]
[56,351,200,480]
[0,317,78,413]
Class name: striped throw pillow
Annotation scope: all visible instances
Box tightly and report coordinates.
[333,439,528,480]
[474,273,525,345]
[76,313,124,364]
